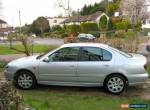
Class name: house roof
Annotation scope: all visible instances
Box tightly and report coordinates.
[47,17,68,19]
[0,19,7,24]
[62,11,103,24]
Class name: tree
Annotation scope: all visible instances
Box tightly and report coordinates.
[120,0,149,25]
[99,15,108,43]
[108,0,121,16]
[8,33,33,56]
[99,15,108,31]
[56,0,71,17]
[30,17,50,36]
[80,2,105,16]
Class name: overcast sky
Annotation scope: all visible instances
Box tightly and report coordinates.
[0,0,100,27]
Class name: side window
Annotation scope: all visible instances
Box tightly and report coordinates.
[102,49,112,61]
[48,47,79,62]
[80,47,112,61]
[80,47,103,61]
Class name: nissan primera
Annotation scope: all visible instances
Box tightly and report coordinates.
[4,43,149,94]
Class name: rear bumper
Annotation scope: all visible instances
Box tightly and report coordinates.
[128,73,149,86]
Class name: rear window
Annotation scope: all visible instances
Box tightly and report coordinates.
[110,47,132,58]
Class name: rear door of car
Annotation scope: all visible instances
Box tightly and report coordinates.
[77,47,114,84]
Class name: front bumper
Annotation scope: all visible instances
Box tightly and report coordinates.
[128,73,149,86]
[4,69,14,81]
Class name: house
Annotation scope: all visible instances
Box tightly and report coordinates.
[47,17,68,27]
[0,19,13,37]
[61,11,109,25]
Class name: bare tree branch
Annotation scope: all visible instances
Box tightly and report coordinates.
[120,0,150,24]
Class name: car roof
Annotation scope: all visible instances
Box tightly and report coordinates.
[60,43,109,48]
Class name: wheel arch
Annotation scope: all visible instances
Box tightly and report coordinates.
[103,73,129,86]
[14,69,37,82]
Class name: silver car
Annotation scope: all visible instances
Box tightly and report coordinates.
[4,43,149,94]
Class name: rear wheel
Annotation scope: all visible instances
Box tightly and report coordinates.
[14,71,36,89]
[104,75,126,94]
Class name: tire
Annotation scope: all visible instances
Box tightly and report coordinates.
[104,74,126,94]
[14,71,36,89]
[146,45,150,52]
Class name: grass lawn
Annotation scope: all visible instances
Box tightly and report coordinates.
[19,65,150,110]
[0,44,58,55]
[20,88,149,110]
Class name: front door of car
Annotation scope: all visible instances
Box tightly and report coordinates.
[77,47,113,84]
[38,47,80,82]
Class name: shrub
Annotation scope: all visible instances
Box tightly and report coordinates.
[43,32,50,37]
[81,22,99,33]
[88,31,100,38]
[51,25,62,31]
[115,30,126,38]
[67,24,81,36]
[107,19,115,37]
[0,61,7,68]
[99,15,108,31]
[0,82,23,110]
[50,32,61,38]
[61,32,68,38]
[126,31,136,37]
[114,19,130,31]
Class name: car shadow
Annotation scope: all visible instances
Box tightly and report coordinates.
[29,84,150,99]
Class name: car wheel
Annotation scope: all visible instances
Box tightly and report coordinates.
[146,45,150,52]
[14,71,36,89]
[104,75,126,94]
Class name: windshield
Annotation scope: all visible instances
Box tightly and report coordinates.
[36,51,49,59]
[110,47,132,58]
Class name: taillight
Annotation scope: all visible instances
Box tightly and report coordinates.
[144,64,147,70]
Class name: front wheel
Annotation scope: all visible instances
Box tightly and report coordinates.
[14,71,36,89]
[104,75,126,94]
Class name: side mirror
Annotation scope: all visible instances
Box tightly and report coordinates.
[43,57,50,62]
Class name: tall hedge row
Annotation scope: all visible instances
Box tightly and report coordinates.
[80,22,99,33]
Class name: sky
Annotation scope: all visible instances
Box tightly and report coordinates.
[0,0,100,27]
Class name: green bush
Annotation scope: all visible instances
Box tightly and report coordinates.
[88,31,100,38]
[0,61,7,68]
[107,19,115,37]
[81,22,99,33]
[61,32,68,38]
[51,25,62,31]
[114,19,130,31]
[99,15,108,31]
[43,32,50,37]
[126,31,136,37]
[50,32,61,38]
[67,24,81,36]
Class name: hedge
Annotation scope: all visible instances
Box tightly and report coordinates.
[81,22,99,33]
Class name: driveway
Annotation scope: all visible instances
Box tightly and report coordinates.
[33,38,64,45]
[0,38,64,45]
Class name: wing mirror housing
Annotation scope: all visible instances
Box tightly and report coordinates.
[43,57,50,62]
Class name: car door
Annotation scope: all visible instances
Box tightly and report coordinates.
[38,47,80,82]
[77,47,113,84]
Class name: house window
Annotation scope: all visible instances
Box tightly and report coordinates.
[54,20,57,23]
